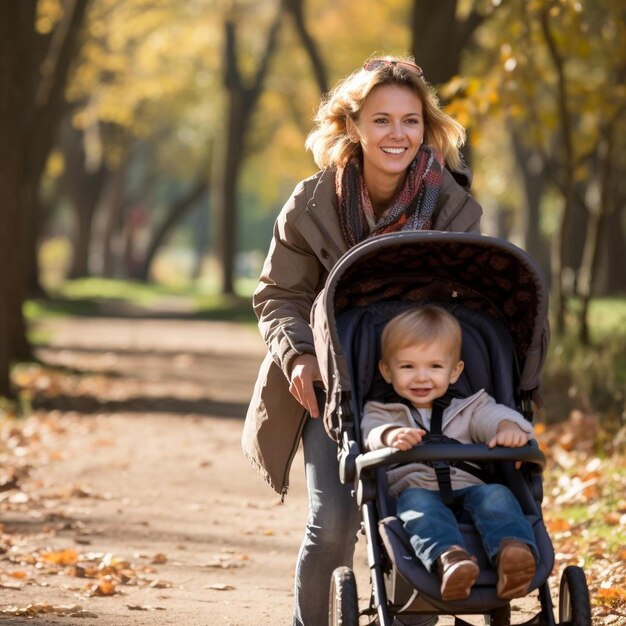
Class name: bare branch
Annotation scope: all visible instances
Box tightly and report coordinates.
[282,0,328,95]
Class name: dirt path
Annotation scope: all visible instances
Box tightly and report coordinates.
[1,317,311,625]
[0,316,542,625]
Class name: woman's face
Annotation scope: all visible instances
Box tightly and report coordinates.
[352,83,424,184]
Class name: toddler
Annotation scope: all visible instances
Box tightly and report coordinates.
[362,305,537,601]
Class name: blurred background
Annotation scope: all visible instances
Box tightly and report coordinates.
[0,0,625,428]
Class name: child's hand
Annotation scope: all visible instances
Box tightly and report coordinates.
[384,427,426,451]
[488,422,530,449]
[489,421,530,469]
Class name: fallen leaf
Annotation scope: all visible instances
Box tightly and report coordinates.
[86,579,117,596]
[0,603,96,617]
[546,517,572,533]
[41,548,79,566]
[597,586,626,602]
[604,512,622,526]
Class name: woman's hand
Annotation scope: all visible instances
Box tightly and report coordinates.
[289,354,323,418]
[383,427,426,451]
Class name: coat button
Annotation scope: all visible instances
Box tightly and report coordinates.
[320,248,330,260]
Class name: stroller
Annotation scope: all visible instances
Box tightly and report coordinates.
[310,231,591,626]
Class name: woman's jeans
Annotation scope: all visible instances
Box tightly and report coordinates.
[396,484,538,573]
[293,414,361,626]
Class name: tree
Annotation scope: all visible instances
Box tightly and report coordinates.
[136,144,213,281]
[448,0,626,337]
[531,0,625,337]
[58,116,110,278]
[215,5,282,295]
[410,0,487,87]
[59,0,225,282]
[0,3,28,395]
[0,0,90,397]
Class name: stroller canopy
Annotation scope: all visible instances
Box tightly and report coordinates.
[311,231,550,429]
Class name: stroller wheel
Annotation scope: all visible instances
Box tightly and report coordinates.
[329,566,359,626]
[484,604,511,626]
[558,566,591,626]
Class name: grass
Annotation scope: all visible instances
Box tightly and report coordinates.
[542,298,626,426]
[542,452,626,618]
[25,277,257,324]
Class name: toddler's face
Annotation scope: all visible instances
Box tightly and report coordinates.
[379,340,463,409]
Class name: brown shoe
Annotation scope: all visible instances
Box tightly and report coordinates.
[496,539,536,599]
[436,546,479,601]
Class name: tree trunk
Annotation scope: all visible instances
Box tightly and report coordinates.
[21,0,91,294]
[0,3,33,395]
[577,116,619,343]
[136,178,208,281]
[577,209,604,345]
[191,198,210,281]
[215,11,281,295]
[511,131,551,278]
[540,5,577,334]
[60,117,109,278]
[0,0,91,370]
[217,95,246,295]
[601,209,626,294]
[410,0,486,171]
[410,0,485,86]
[100,157,130,277]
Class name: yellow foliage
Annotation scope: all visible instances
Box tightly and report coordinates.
[47,0,626,246]
[440,76,468,100]
[45,150,65,179]
[444,99,473,130]
[36,0,63,34]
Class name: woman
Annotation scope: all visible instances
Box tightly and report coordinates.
[242,55,483,626]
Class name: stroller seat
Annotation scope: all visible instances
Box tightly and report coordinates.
[337,300,554,613]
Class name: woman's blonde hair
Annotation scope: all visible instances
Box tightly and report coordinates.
[305,55,466,171]
[380,305,462,364]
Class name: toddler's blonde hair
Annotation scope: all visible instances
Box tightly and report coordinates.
[380,305,462,364]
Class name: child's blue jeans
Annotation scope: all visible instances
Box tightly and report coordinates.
[396,483,538,573]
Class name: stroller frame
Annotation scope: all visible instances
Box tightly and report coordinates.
[311,232,592,626]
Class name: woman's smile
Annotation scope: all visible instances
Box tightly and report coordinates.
[381,147,408,155]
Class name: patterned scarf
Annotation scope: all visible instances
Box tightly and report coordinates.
[336,145,445,248]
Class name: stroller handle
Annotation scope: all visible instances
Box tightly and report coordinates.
[355,442,546,476]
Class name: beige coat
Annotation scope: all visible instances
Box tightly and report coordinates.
[361,390,534,499]
[242,166,483,496]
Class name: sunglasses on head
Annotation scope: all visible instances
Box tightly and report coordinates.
[363,58,424,78]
